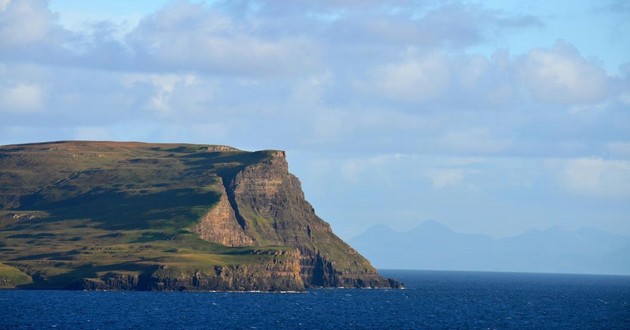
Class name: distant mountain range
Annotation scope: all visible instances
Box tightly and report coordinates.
[350,220,630,275]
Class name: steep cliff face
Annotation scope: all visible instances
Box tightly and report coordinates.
[214,151,397,288]
[191,178,253,247]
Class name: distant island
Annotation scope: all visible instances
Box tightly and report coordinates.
[351,220,630,275]
[0,141,400,291]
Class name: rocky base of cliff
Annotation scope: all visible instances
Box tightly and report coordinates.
[77,270,400,291]
[79,265,304,292]
[71,250,303,292]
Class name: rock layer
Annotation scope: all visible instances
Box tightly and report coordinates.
[217,151,397,288]
[80,250,303,291]
[191,178,253,247]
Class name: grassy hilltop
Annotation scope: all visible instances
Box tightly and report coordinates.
[0,141,398,291]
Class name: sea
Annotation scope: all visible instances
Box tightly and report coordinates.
[1,270,629,329]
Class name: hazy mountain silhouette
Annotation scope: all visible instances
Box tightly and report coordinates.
[350,221,630,275]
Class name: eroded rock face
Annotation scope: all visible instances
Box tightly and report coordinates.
[191,178,253,247]
[212,151,400,289]
[80,250,303,292]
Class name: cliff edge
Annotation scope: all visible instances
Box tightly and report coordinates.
[0,141,400,291]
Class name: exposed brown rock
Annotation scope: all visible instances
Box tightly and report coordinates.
[191,178,253,247]
[206,145,241,152]
[214,150,399,288]
[79,249,303,291]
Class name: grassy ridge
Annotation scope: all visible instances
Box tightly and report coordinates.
[0,141,288,289]
[0,263,32,288]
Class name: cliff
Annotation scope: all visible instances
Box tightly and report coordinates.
[0,141,400,291]
[79,249,304,292]
[224,152,396,288]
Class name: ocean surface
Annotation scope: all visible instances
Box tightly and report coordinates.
[1,270,629,329]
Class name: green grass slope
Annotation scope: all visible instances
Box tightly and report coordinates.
[0,141,295,290]
[0,263,33,288]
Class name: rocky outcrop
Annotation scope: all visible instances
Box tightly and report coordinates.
[212,150,400,289]
[191,178,253,247]
[298,249,399,288]
[206,145,241,152]
[78,249,303,291]
[148,249,303,291]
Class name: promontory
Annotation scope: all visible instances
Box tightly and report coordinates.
[0,141,400,291]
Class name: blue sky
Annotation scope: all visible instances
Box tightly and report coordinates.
[1,0,629,239]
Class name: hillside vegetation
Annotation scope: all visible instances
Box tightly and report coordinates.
[0,141,397,291]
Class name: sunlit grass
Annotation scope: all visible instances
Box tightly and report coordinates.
[0,142,285,289]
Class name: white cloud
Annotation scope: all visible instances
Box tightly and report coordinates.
[421,157,486,190]
[425,169,466,189]
[368,52,450,102]
[340,154,405,183]
[1,1,321,77]
[606,142,630,158]
[127,2,320,77]
[340,159,364,183]
[0,0,10,11]
[123,73,204,114]
[0,83,45,112]
[517,41,609,105]
[568,102,609,118]
[0,0,55,46]
[439,128,511,154]
[73,126,115,141]
[187,123,231,141]
[318,153,487,193]
[308,109,348,144]
[291,72,332,107]
[561,158,630,197]
[459,54,490,88]
[0,0,74,65]
[357,40,621,110]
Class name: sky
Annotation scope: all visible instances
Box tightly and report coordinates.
[1,0,629,240]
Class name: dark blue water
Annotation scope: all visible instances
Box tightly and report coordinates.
[1,270,629,329]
